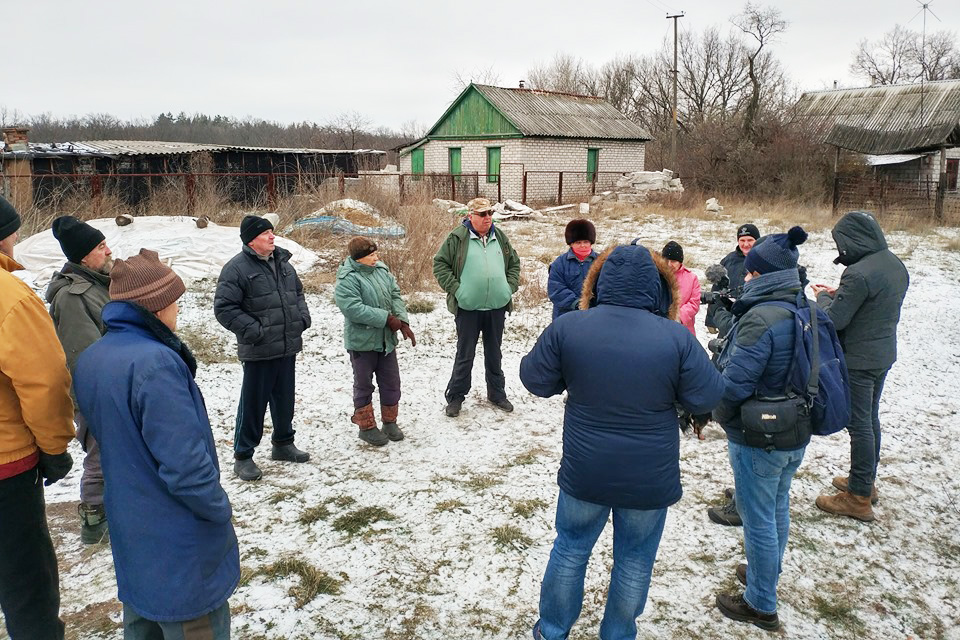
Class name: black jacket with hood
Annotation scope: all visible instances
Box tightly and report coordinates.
[817,211,909,371]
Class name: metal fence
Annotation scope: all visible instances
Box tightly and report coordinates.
[833,176,960,221]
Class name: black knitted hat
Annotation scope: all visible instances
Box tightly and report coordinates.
[52,216,106,263]
[661,241,683,263]
[564,219,596,245]
[0,195,20,240]
[737,223,760,240]
[240,215,274,244]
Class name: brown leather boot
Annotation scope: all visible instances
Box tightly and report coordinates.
[816,490,875,522]
[380,404,404,441]
[352,405,388,446]
[832,476,878,504]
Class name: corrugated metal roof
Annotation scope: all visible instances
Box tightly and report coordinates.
[795,80,960,154]
[473,85,652,141]
[4,140,385,157]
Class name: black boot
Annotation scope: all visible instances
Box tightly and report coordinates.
[272,443,310,463]
[716,593,779,631]
[234,457,262,481]
[79,503,109,545]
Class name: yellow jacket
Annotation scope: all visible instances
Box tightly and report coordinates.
[0,252,75,465]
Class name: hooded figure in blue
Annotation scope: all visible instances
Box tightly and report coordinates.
[521,243,724,640]
[74,249,238,636]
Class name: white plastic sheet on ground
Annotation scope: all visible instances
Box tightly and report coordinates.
[14,216,318,286]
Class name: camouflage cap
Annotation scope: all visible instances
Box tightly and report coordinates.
[467,198,494,213]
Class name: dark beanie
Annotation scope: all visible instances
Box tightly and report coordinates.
[0,195,20,240]
[348,236,377,261]
[240,215,274,244]
[109,249,185,312]
[661,241,684,263]
[737,223,760,240]
[564,219,596,245]
[52,216,106,263]
[744,226,808,275]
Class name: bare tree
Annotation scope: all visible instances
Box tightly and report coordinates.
[328,111,372,149]
[527,53,601,95]
[451,65,501,92]
[0,106,28,128]
[916,29,960,81]
[850,25,917,85]
[731,2,788,136]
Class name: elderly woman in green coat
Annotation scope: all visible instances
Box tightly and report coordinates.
[334,237,416,446]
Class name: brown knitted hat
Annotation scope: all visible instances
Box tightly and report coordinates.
[348,236,377,261]
[109,248,185,312]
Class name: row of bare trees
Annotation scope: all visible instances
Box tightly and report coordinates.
[851,25,960,86]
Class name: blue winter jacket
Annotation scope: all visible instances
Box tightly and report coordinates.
[520,245,724,509]
[547,248,597,320]
[75,302,239,622]
[712,269,805,448]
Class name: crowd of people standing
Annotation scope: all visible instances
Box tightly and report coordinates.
[0,193,909,639]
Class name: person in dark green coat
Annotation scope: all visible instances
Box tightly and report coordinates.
[335,237,416,446]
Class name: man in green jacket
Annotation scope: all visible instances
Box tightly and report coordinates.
[335,237,416,446]
[45,216,113,544]
[433,198,521,417]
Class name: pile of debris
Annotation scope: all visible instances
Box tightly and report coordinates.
[288,199,405,237]
[590,169,684,205]
[432,198,578,220]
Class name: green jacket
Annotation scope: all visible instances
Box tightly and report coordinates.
[44,263,110,375]
[433,223,521,315]
[334,258,409,353]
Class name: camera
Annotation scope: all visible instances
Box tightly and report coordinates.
[707,337,727,356]
[701,290,732,305]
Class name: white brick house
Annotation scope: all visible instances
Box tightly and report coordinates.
[398,84,651,204]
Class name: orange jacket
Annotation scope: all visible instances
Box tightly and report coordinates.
[0,252,75,465]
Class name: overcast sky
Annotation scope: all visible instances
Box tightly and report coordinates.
[6,0,958,131]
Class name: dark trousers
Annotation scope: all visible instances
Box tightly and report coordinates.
[846,367,889,497]
[349,350,401,409]
[76,412,104,507]
[123,602,230,640]
[445,307,507,403]
[234,356,297,460]
[0,468,64,640]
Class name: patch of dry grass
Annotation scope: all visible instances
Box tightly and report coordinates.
[258,556,342,607]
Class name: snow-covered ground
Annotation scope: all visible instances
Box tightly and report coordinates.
[33,212,960,640]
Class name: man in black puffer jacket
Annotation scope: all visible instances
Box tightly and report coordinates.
[215,216,312,481]
[813,211,909,522]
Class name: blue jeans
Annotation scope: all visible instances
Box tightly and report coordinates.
[846,368,888,497]
[728,441,805,615]
[123,602,230,640]
[536,490,667,640]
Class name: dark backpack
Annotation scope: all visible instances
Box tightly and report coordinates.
[762,294,851,436]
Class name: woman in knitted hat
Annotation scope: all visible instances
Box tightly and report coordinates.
[334,237,416,446]
[547,219,598,320]
[73,249,239,638]
[661,241,700,336]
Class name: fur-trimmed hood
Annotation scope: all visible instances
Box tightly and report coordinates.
[579,243,679,320]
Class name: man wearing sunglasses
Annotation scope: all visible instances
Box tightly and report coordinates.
[434,197,521,417]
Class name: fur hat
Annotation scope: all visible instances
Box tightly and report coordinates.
[348,236,378,261]
[564,219,596,245]
[0,195,20,240]
[737,223,760,240]
[52,216,106,263]
[661,241,683,263]
[240,215,274,244]
[744,226,808,275]
[109,249,185,312]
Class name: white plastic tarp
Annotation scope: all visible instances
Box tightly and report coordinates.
[14,216,318,286]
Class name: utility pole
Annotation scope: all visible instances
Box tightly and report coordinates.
[667,12,684,174]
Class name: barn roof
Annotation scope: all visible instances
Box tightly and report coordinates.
[2,140,386,158]
[795,80,960,154]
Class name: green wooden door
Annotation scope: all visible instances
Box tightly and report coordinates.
[448,147,462,176]
[487,147,501,183]
[411,148,424,176]
[587,148,599,182]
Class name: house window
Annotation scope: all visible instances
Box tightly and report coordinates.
[587,148,599,183]
[411,148,424,177]
[948,158,958,191]
[487,147,501,183]
[448,147,462,176]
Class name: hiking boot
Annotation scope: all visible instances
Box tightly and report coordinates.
[382,422,404,441]
[816,490,875,522]
[489,397,514,412]
[832,476,878,504]
[736,563,748,587]
[78,503,109,545]
[271,443,310,463]
[708,498,742,527]
[358,426,389,446]
[445,398,462,417]
[716,593,780,631]
[234,457,262,481]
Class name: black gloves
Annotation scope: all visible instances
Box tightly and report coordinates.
[38,451,73,486]
[400,322,416,347]
[386,314,403,332]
